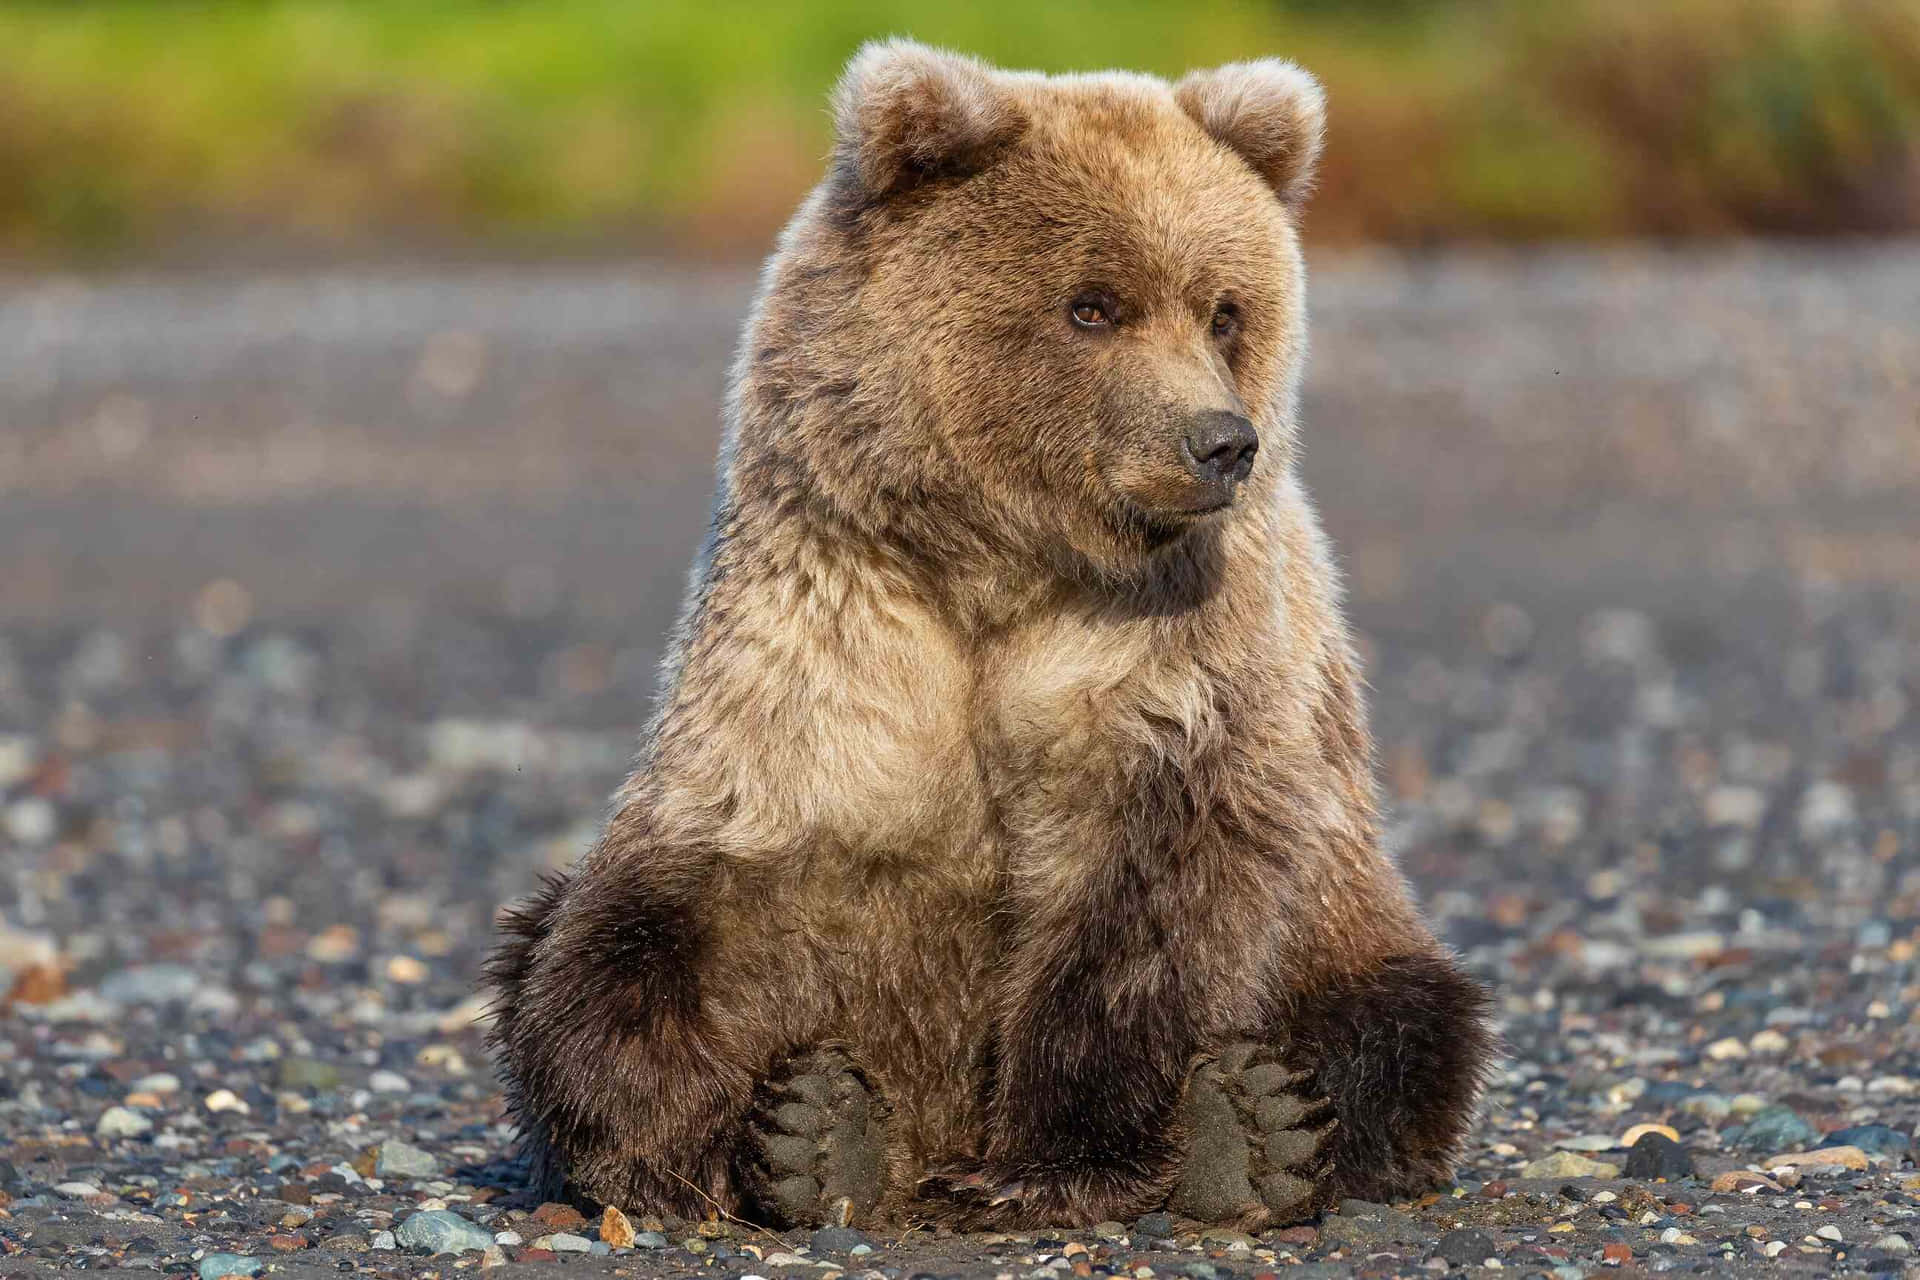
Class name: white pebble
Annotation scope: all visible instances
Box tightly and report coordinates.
[368,1070,411,1093]
[95,1106,152,1138]
[203,1089,249,1114]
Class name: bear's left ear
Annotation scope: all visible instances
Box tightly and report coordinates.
[830,39,1029,199]
[1174,60,1325,206]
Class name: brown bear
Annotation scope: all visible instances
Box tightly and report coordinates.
[486,40,1495,1231]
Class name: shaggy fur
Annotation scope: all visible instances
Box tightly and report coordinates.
[486,40,1495,1229]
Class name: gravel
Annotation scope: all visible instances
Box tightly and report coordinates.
[2,246,1917,1276]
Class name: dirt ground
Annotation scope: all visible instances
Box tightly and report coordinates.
[1,244,1917,1277]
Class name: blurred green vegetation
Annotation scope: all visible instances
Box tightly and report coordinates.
[2,0,1917,260]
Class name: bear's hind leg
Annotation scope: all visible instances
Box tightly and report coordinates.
[741,1047,894,1228]
[1167,1043,1337,1229]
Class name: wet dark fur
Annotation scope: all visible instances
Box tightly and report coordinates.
[485,41,1495,1228]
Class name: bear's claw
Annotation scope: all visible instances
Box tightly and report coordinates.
[747,1048,889,1228]
[1168,1041,1338,1228]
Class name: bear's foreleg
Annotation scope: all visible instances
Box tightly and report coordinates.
[919,860,1207,1228]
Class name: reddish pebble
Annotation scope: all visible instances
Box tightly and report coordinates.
[1274,1227,1317,1246]
[530,1201,587,1230]
[1602,1242,1632,1264]
[268,1234,307,1252]
[1480,1180,1509,1198]
[519,1248,557,1262]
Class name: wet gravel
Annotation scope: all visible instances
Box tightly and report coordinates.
[2,245,1918,1277]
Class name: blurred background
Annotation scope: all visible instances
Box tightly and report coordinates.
[1,0,1919,1243]
[4,0,1920,260]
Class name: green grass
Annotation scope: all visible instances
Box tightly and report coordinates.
[2,0,1916,260]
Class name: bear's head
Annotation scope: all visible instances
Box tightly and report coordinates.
[742,41,1325,578]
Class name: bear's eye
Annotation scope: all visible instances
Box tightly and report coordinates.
[1211,305,1240,338]
[1069,298,1111,329]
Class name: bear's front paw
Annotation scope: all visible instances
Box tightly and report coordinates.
[1168,1042,1337,1228]
[746,1048,889,1227]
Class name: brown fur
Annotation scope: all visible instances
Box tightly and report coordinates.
[486,41,1494,1228]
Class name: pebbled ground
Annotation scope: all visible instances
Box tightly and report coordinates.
[1,245,1918,1277]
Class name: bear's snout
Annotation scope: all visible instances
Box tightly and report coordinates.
[1180,410,1259,495]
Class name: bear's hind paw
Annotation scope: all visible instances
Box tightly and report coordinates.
[1168,1041,1337,1229]
[745,1048,889,1228]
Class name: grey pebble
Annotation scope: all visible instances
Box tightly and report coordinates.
[394,1208,495,1255]
[371,1137,439,1178]
[196,1255,262,1280]
[1734,1105,1817,1151]
[100,963,200,1004]
[1825,1124,1909,1158]
[812,1227,873,1253]
[1432,1227,1498,1267]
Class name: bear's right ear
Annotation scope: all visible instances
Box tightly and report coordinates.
[830,40,1028,199]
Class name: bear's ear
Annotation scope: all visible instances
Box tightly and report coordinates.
[1174,59,1325,206]
[830,40,1028,198]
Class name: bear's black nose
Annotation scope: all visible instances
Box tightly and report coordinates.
[1182,411,1259,489]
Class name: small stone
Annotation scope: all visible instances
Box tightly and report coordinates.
[99,963,199,1005]
[1704,1037,1748,1060]
[1553,1134,1620,1152]
[370,1231,397,1250]
[764,1251,813,1266]
[204,1088,248,1114]
[55,1181,102,1198]
[537,1232,593,1252]
[1623,1132,1694,1182]
[1678,1093,1731,1123]
[395,1208,496,1255]
[1520,1151,1620,1179]
[371,1138,439,1178]
[1815,1224,1843,1242]
[1749,1028,1790,1054]
[481,1245,509,1268]
[367,1069,411,1093]
[197,1255,263,1280]
[307,924,361,963]
[386,954,430,983]
[632,1231,669,1249]
[277,1057,343,1091]
[1763,1145,1869,1172]
[1619,1123,1678,1147]
[1657,1227,1698,1245]
[1601,1242,1632,1264]
[1432,1228,1497,1267]
[1133,1212,1174,1239]
[811,1226,871,1253]
[601,1205,637,1249]
[1764,1240,1788,1257]
[1824,1123,1908,1156]
[132,1072,181,1094]
[529,1201,587,1230]
[1734,1106,1816,1151]
[96,1105,152,1138]
[1710,1171,1784,1193]
[1871,1233,1912,1255]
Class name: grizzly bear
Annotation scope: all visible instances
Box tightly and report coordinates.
[487,40,1495,1231]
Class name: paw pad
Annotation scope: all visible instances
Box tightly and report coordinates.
[749,1049,888,1227]
[1168,1042,1335,1227]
